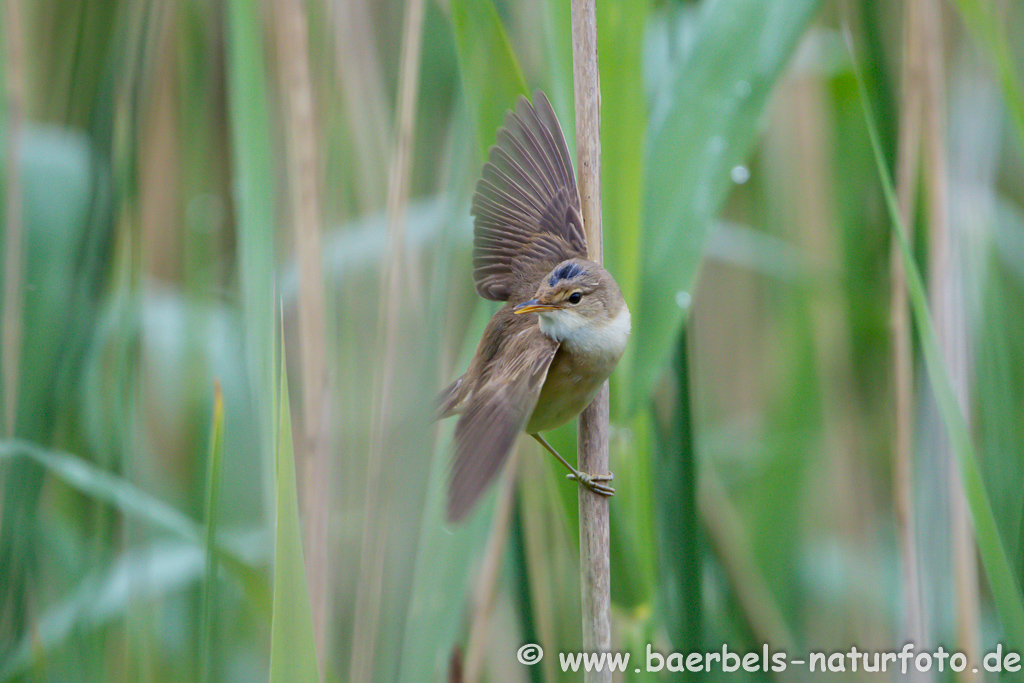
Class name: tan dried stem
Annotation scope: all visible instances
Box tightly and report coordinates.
[893,0,928,672]
[274,0,330,672]
[138,0,180,285]
[328,0,392,212]
[918,3,981,677]
[463,450,519,683]
[349,0,426,680]
[3,0,26,436]
[570,1,611,680]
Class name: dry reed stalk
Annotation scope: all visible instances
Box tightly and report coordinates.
[570,1,611,679]
[328,0,392,212]
[463,450,519,683]
[518,444,573,683]
[349,0,426,680]
[2,0,25,436]
[893,0,928,674]
[138,1,180,285]
[918,2,981,677]
[274,0,331,672]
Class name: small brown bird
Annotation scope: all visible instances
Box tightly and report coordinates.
[438,91,630,522]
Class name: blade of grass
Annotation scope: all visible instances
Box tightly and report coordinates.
[274,0,331,667]
[608,412,655,611]
[974,262,1024,574]
[0,439,270,615]
[597,0,645,340]
[269,325,320,683]
[652,327,700,657]
[516,442,583,683]
[853,41,1024,652]
[0,535,264,682]
[461,450,518,682]
[224,0,276,484]
[1,440,197,540]
[394,426,495,683]
[199,381,225,683]
[349,0,428,679]
[917,2,984,665]
[394,101,494,683]
[224,6,279,660]
[0,126,102,652]
[327,0,390,213]
[394,194,497,677]
[628,0,821,412]
[448,0,528,157]
[699,470,798,657]
[542,0,574,132]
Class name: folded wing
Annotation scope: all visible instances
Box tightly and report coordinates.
[447,324,558,521]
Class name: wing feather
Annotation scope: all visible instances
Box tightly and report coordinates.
[447,325,558,521]
[471,91,587,302]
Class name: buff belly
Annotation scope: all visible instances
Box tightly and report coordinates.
[525,347,613,434]
[524,303,630,434]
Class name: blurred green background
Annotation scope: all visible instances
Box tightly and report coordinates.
[2,0,1024,680]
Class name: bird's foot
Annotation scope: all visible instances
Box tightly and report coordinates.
[567,470,615,496]
[530,433,615,496]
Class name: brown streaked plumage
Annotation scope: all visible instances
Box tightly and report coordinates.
[438,91,630,522]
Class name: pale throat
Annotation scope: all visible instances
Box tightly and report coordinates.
[537,304,631,358]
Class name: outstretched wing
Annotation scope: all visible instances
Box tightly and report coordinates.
[447,322,559,521]
[472,91,588,302]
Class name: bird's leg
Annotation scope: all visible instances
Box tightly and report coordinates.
[530,433,614,496]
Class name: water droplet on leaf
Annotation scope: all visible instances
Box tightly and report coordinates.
[730,165,750,184]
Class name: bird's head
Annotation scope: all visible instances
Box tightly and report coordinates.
[513,259,629,346]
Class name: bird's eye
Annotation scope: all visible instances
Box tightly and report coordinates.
[568,292,582,304]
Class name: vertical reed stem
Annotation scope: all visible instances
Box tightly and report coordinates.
[570,1,611,678]
[2,0,25,436]
[349,0,426,679]
[919,3,980,675]
[275,0,330,672]
[893,0,927,672]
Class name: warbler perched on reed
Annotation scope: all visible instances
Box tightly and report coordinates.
[438,91,630,521]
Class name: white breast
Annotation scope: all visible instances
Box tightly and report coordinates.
[538,304,631,361]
